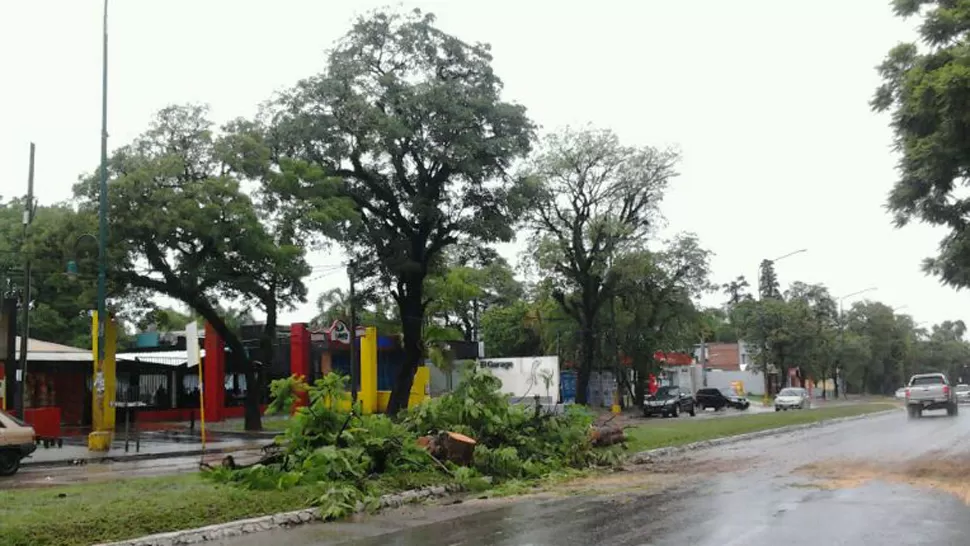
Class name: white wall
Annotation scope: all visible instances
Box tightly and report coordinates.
[704,369,765,395]
[476,356,560,403]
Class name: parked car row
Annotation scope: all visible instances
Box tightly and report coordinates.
[642,387,751,418]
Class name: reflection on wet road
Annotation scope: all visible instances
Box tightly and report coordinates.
[219,408,970,546]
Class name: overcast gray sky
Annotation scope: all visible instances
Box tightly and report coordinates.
[0,0,957,328]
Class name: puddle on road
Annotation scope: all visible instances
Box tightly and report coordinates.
[794,454,970,504]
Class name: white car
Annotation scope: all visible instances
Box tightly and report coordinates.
[775,387,811,411]
[956,384,970,404]
[895,387,907,400]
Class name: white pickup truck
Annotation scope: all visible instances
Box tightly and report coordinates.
[905,372,959,419]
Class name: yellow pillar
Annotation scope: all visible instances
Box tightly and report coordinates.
[88,312,117,451]
[359,326,377,415]
[408,366,430,408]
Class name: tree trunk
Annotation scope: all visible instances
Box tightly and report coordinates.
[190,295,262,431]
[576,322,596,405]
[387,285,424,416]
[242,366,261,431]
[248,301,278,433]
[633,360,646,409]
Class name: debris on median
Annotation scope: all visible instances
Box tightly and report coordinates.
[203,369,619,521]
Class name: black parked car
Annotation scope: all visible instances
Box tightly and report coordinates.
[643,386,696,418]
[695,387,750,411]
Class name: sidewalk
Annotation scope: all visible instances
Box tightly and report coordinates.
[23,436,268,468]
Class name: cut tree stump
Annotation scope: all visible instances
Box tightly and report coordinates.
[440,432,476,465]
[418,431,477,466]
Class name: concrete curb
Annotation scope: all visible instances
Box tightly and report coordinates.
[93,483,465,546]
[23,444,259,469]
[629,408,900,464]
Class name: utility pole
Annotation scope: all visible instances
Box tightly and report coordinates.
[472,298,480,343]
[699,337,708,388]
[836,300,845,399]
[347,260,358,403]
[16,143,36,418]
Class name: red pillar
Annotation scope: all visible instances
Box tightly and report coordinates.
[203,322,226,422]
[290,323,310,409]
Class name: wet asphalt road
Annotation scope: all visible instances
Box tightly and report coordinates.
[218,406,970,546]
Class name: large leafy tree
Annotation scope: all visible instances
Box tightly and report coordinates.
[270,9,535,414]
[873,0,970,286]
[74,105,310,430]
[524,127,678,404]
[611,234,712,405]
[785,282,839,396]
[844,301,900,394]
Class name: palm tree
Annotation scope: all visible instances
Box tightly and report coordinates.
[312,288,350,327]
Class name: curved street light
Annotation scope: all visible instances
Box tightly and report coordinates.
[66,233,98,280]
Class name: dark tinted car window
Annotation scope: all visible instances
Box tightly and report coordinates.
[911,376,945,386]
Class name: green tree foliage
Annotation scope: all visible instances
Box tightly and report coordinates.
[73,105,311,430]
[873,0,970,287]
[425,248,523,342]
[721,275,752,306]
[0,198,147,348]
[269,8,536,414]
[524,126,679,404]
[729,277,969,396]
[610,234,712,404]
[757,260,781,300]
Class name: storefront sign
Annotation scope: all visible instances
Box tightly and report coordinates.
[479,359,514,370]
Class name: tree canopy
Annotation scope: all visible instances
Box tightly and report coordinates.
[524,126,679,404]
[73,104,311,430]
[874,0,970,287]
[268,8,536,413]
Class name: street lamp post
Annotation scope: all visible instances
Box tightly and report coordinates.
[835,286,878,398]
[73,0,111,451]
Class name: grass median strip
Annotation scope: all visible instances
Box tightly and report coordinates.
[0,472,449,546]
[625,403,897,453]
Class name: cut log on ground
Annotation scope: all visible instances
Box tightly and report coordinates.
[590,425,626,447]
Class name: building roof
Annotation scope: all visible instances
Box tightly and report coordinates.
[115,349,206,367]
[12,337,92,362]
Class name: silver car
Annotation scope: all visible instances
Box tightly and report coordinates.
[775,387,811,411]
[957,384,970,404]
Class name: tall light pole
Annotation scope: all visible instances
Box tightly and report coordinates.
[756,248,807,397]
[94,0,110,448]
[835,286,877,398]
